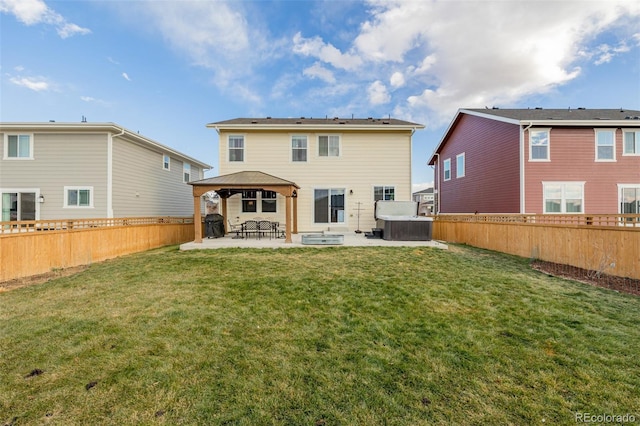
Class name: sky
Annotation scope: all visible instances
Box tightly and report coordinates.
[1,0,639,192]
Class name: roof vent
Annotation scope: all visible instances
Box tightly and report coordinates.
[339,121,346,124]
[577,107,586,110]
[296,121,302,124]
[300,116,305,119]
[251,120,258,124]
[266,116,272,119]
[535,107,543,110]
[382,120,390,124]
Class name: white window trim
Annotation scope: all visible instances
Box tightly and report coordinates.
[528,128,551,162]
[183,163,191,183]
[542,181,585,214]
[3,133,34,160]
[622,130,640,156]
[291,134,308,163]
[317,134,341,157]
[456,152,466,178]
[162,154,171,171]
[228,134,245,163]
[64,186,94,208]
[594,128,617,162]
[443,158,451,181]
[373,185,396,201]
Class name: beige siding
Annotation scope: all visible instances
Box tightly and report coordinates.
[112,139,200,216]
[219,130,412,232]
[1,132,109,219]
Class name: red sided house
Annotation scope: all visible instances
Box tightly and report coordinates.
[428,108,640,215]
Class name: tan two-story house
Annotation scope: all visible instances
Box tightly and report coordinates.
[1,122,211,221]
[190,117,424,242]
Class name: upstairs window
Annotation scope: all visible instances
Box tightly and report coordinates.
[183,163,191,183]
[623,131,640,155]
[4,134,33,159]
[65,187,93,208]
[318,135,340,157]
[443,158,451,181]
[456,153,466,178]
[595,129,615,161]
[291,136,307,162]
[163,154,170,170]
[229,135,244,162]
[374,186,395,201]
[529,129,550,161]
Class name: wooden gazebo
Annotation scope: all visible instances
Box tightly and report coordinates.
[189,171,300,243]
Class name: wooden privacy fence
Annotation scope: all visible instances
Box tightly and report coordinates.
[433,214,640,280]
[0,217,194,282]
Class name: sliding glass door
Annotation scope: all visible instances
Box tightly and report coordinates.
[314,189,345,224]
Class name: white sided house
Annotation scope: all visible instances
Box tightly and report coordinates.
[1,122,211,221]
[191,117,424,241]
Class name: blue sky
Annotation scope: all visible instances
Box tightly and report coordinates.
[1,0,639,191]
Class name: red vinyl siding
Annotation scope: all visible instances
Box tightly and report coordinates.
[525,127,640,214]
[437,114,520,213]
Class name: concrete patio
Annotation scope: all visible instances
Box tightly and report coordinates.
[180,232,448,250]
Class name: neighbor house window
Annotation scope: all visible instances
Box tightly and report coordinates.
[374,186,395,201]
[229,135,244,162]
[261,191,277,213]
[456,153,465,178]
[292,136,307,162]
[623,131,640,155]
[318,135,340,157]
[183,163,191,182]
[543,182,584,213]
[4,134,33,159]
[163,154,170,170]
[529,129,550,161]
[619,185,640,224]
[65,187,93,208]
[314,189,345,223]
[595,129,615,161]
[242,190,257,213]
[443,158,451,181]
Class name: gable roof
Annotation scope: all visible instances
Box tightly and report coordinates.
[189,171,299,188]
[463,108,640,122]
[207,117,424,131]
[428,108,640,165]
[0,122,212,170]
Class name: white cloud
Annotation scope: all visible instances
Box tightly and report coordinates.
[293,32,363,71]
[9,76,49,91]
[122,72,131,81]
[303,62,336,84]
[0,0,90,38]
[352,0,640,123]
[390,71,405,88]
[368,80,390,105]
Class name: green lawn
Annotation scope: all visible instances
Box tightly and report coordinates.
[1,245,638,425]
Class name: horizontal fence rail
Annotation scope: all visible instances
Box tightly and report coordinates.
[433,214,640,281]
[0,216,195,283]
[432,213,640,227]
[0,216,193,235]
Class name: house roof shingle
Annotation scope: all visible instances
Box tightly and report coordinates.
[463,108,640,122]
[189,171,299,188]
[208,117,424,129]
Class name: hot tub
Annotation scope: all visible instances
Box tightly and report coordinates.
[374,201,433,241]
[375,215,433,241]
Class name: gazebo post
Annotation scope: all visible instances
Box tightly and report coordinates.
[285,195,292,243]
[193,194,202,243]
[293,195,298,234]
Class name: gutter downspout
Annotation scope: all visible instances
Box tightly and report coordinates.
[432,153,440,214]
[107,127,126,218]
[520,122,533,214]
